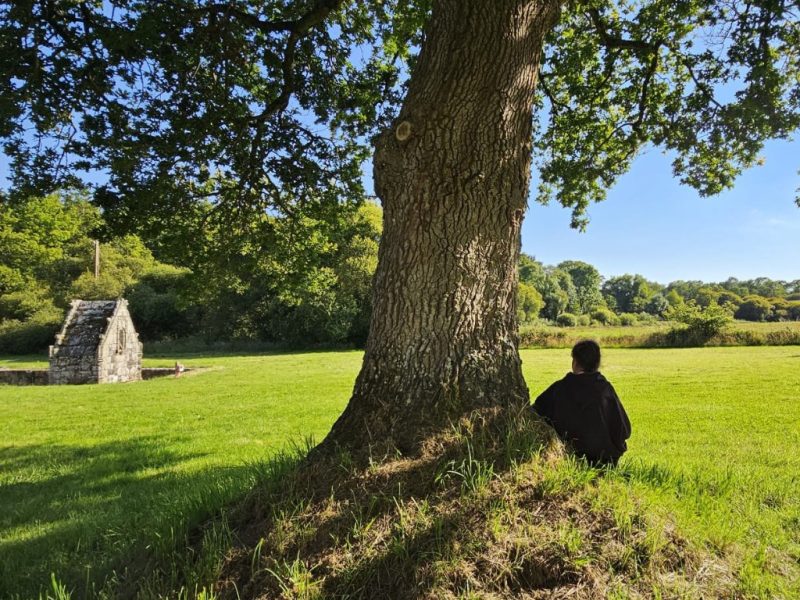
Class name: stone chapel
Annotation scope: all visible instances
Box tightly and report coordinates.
[49,299,143,384]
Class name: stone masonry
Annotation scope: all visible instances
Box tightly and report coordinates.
[49,299,143,384]
[0,369,48,385]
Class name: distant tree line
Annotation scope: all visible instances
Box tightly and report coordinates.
[1,193,797,353]
[517,254,800,326]
[0,193,379,352]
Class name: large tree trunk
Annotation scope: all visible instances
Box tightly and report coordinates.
[323,0,560,454]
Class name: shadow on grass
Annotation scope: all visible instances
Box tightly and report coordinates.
[215,412,592,599]
[0,438,259,599]
[145,347,362,361]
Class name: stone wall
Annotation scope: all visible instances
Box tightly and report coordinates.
[49,301,106,384]
[97,303,142,383]
[0,369,48,385]
[141,367,193,380]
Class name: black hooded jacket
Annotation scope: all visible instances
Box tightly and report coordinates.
[533,371,631,466]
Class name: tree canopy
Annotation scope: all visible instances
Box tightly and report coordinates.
[1,0,798,229]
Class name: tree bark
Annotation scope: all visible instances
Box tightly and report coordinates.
[323,0,560,454]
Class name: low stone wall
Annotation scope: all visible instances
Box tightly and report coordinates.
[141,367,192,380]
[0,369,49,385]
[0,367,190,385]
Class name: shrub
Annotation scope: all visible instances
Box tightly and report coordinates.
[764,329,800,345]
[619,313,638,326]
[665,301,733,344]
[735,296,772,321]
[576,314,591,326]
[518,328,567,348]
[0,310,63,354]
[556,313,578,327]
[0,285,56,321]
[590,308,617,325]
[635,312,659,324]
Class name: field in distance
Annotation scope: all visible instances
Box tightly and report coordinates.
[520,319,800,348]
[1,346,798,597]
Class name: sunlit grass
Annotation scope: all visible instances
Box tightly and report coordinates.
[0,351,357,597]
[1,346,798,597]
[525,346,800,597]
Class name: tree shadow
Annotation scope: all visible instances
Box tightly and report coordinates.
[217,410,587,599]
[144,346,363,361]
[0,438,257,598]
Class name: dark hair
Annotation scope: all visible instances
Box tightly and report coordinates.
[572,339,601,372]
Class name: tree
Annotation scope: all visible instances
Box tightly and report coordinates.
[666,280,705,304]
[179,199,381,344]
[716,290,743,311]
[602,274,653,315]
[695,287,720,308]
[0,193,100,322]
[644,293,669,317]
[518,255,569,321]
[69,235,157,299]
[788,301,800,321]
[735,295,773,321]
[538,270,572,321]
[665,289,685,307]
[2,0,799,452]
[517,282,544,323]
[518,253,546,288]
[557,260,603,314]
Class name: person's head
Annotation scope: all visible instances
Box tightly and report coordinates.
[571,339,601,373]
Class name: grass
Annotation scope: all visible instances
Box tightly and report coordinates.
[526,346,800,597]
[541,319,800,337]
[0,351,356,598]
[1,346,799,597]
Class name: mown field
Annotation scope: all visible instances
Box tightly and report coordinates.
[1,346,799,598]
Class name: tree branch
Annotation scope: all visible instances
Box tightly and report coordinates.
[195,0,344,35]
[632,48,660,133]
[672,49,724,110]
[203,1,346,195]
[538,71,572,115]
[587,9,661,53]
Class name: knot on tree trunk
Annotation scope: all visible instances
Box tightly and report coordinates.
[395,120,413,142]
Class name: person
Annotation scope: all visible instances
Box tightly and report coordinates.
[532,340,631,467]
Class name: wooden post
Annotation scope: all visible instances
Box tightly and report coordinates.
[94,240,100,280]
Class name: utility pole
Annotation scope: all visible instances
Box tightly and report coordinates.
[94,240,100,280]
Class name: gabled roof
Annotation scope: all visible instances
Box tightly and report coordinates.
[52,300,120,359]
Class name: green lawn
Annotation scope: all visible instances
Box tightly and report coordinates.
[0,351,358,598]
[2,347,799,597]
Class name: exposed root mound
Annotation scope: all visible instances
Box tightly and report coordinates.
[214,408,733,599]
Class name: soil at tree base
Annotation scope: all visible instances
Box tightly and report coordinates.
[210,409,734,599]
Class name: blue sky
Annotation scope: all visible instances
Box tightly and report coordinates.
[521,138,800,284]
[3,134,797,285]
